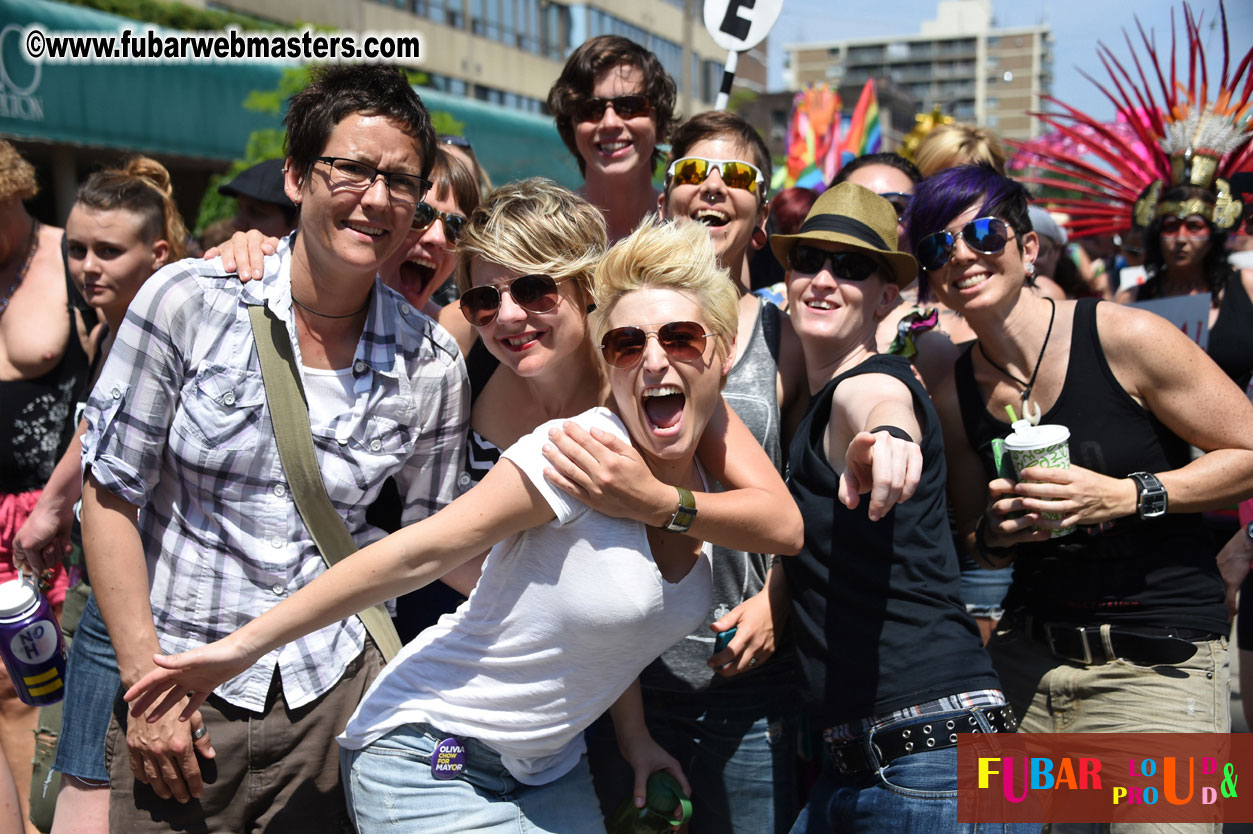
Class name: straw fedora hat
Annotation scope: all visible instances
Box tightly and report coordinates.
[770,182,918,286]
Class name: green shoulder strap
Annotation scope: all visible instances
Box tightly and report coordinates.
[247,304,403,662]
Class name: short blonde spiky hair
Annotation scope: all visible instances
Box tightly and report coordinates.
[591,217,738,357]
[456,177,606,299]
[0,141,38,202]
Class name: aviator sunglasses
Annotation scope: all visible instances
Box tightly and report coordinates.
[915,216,1012,271]
[412,201,467,243]
[666,157,765,195]
[573,94,652,123]
[459,274,566,327]
[600,321,715,369]
[788,245,882,281]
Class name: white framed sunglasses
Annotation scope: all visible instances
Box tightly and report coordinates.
[666,157,766,196]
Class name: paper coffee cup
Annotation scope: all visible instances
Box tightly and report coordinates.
[1004,422,1074,537]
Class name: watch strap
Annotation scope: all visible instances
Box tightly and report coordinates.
[1128,471,1167,519]
[663,486,697,533]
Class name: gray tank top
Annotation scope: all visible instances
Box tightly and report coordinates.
[640,297,794,693]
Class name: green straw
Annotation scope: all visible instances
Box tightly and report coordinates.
[1005,404,1018,423]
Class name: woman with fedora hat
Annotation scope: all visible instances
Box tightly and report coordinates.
[774,182,1017,833]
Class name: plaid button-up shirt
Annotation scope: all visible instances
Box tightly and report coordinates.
[82,240,468,711]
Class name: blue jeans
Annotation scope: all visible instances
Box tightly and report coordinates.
[53,592,119,783]
[790,729,1037,834]
[341,724,606,833]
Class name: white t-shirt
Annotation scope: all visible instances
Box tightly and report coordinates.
[338,407,713,785]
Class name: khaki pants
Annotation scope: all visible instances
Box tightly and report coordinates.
[988,626,1229,834]
[105,643,382,834]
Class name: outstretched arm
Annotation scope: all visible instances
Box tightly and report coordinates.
[124,460,554,721]
[829,371,924,521]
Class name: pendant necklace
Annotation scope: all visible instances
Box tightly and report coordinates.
[977,297,1056,425]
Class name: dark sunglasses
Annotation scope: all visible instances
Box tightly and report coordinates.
[412,201,467,242]
[459,274,565,327]
[915,217,1012,272]
[666,157,765,195]
[439,134,473,150]
[600,321,715,369]
[787,245,882,281]
[573,94,651,123]
[878,192,912,219]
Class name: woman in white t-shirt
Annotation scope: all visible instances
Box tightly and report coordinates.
[121,218,802,834]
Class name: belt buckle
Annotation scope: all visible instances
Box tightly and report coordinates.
[1044,623,1095,665]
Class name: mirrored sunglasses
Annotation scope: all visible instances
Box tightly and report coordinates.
[915,216,1012,272]
[412,202,467,243]
[787,245,882,281]
[878,192,912,219]
[573,94,651,123]
[459,274,564,327]
[666,157,765,195]
[600,321,715,369]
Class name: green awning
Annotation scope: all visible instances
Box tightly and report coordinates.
[415,88,582,189]
[0,0,288,161]
[1,0,582,185]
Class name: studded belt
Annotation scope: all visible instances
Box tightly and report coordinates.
[825,705,1017,777]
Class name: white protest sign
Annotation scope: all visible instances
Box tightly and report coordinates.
[1131,294,1211,350]
[703,0,783,52]
[703,0,783,109]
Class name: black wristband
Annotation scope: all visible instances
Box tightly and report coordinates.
[869,425,914,443]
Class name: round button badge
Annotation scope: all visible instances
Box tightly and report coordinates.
[430,737,466,781]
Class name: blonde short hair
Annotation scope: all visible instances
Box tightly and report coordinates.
[455,177,606,299]
[913,122,1006,179]
[591,217,738,357]
[0,141,38,202]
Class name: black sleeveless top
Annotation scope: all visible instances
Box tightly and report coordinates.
[1208,274,1253,391]
[0,267,94,494]
[954,298,1227,634]
[784,354,998,725]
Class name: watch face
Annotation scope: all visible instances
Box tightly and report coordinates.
[1141,491,1168,518]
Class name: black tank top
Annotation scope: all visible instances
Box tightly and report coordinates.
[954,298,1226,634]
[0,268,93,494]
[1208,274,1253,391]
[784,354,999,725]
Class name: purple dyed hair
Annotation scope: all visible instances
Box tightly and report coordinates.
[903,164,1031,302]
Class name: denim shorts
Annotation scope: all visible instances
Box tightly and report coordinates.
[342,723,606,833]
[53,592,120,784]
[958,558,1013,619]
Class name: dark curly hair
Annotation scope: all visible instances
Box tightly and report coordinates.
[547,35,677,177]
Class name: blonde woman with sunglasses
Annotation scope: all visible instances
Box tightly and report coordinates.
[121,218,801,834]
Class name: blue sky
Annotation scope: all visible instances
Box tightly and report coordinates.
[765,0,1253,123]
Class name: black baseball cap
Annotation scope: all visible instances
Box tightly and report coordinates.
[218,159,295,208]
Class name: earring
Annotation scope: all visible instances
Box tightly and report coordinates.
[750,228,768,250]
[1025,261,1036,277]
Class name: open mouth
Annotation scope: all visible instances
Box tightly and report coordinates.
[596,139,632,156]
[804,298,836,310]
[642,385,685,434]
[397,256,437,300]
[693,209,729,228]
[954,273,989,290]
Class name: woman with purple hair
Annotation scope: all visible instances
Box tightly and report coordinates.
[906,164,1253,751]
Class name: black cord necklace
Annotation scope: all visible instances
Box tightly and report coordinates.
[291,289,371,319]
[977,297,1056,409]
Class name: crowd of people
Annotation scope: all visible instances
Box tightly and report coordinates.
[0,24,1250,834]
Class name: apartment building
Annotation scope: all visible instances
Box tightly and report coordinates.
[784,0,1052,140]
[198,0,767,115]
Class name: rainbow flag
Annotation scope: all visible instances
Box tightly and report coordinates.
[841,79,882,164]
